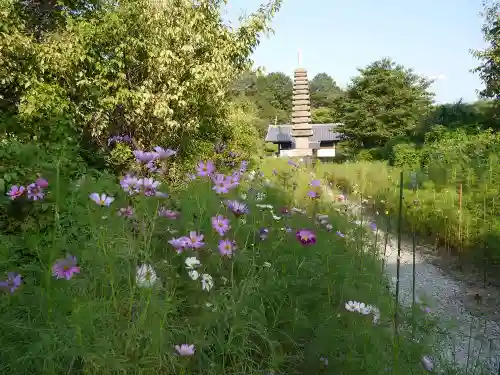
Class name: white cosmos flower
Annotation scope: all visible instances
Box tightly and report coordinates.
[185,256,201,269]
[345,300,359,312]
[188,270,200,280]
[201,274,214,291]
[136,264,158,288]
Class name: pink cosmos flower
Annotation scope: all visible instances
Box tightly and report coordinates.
[52,255,80,280]
[169,237,189,253]
[211,215,230,236]
[296,229,316,245]
[185,231,204,249]
[218,239,235,256]
[212,173,229,194]
[7,185,25,200]
[175,344,195,356]
[197,160,215,177]
[27,183,44,200]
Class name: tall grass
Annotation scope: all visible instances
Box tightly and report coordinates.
[318,160,500,271]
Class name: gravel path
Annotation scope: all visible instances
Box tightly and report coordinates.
[322,188,500,374]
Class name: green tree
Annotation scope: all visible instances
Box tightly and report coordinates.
[337,58,433,151]
[312,107,335,123]
[0,0,282,156]
[472,0,500,99]
[309,72,342,108]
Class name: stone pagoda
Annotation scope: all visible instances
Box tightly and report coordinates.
[290,56,313,156]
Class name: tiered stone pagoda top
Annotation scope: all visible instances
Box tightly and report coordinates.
[290,68,313,141]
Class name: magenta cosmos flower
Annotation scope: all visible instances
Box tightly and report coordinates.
[218,239,235,256]
[296,229,316,245]
[52,255,80,280]
[7,185,25,200]
[211,215,230,236]
[0,272,22,293]
[196,160,215,177]
[175,344,195,356]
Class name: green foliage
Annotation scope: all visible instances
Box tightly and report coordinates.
[392,143,420,168]
[1,0,282,158]
[319,128,500,267]
[337,58,433,151]
[312,106,335,123]
[309,72,343,109]
[472,0,500,100]
[106,142,134,171]
[264,141,278,154]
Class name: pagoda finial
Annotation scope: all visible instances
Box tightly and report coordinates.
[297,47,301,67]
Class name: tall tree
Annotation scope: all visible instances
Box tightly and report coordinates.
[337,58,433,150]
[309,72,342,108]
[472,0,500,99]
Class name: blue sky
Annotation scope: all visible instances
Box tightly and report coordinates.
[224,0,487,104]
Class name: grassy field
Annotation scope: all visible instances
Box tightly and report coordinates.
[317,161,500,269]
[0,156,441,374]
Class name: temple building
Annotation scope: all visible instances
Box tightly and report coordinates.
[264,62,342,158]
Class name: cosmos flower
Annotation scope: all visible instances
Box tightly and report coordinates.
[197,160,215,177]
[89,193,114,206]
[185,231,204,249]
[218,239,235,256]
[296,229,316,245]
[118,206,134,218]
[175,344,195,356]
[52,255,80,280]
[7,185,25,200]
[201,274,214,292]
[136,264,158,288]
[225,200,248,216]
[185,256,201,269]
[158,208,180,219]
[139,178,160,196]
[35,178,49,188]
[120,175,141,195]
[0,272,22,293]
[211,215,230,236]
[169,237,189,253]
[153,146,176,159]
[27,183,44,200]
[212,173,229,194]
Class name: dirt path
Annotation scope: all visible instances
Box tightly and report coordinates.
[323,188,500,374]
